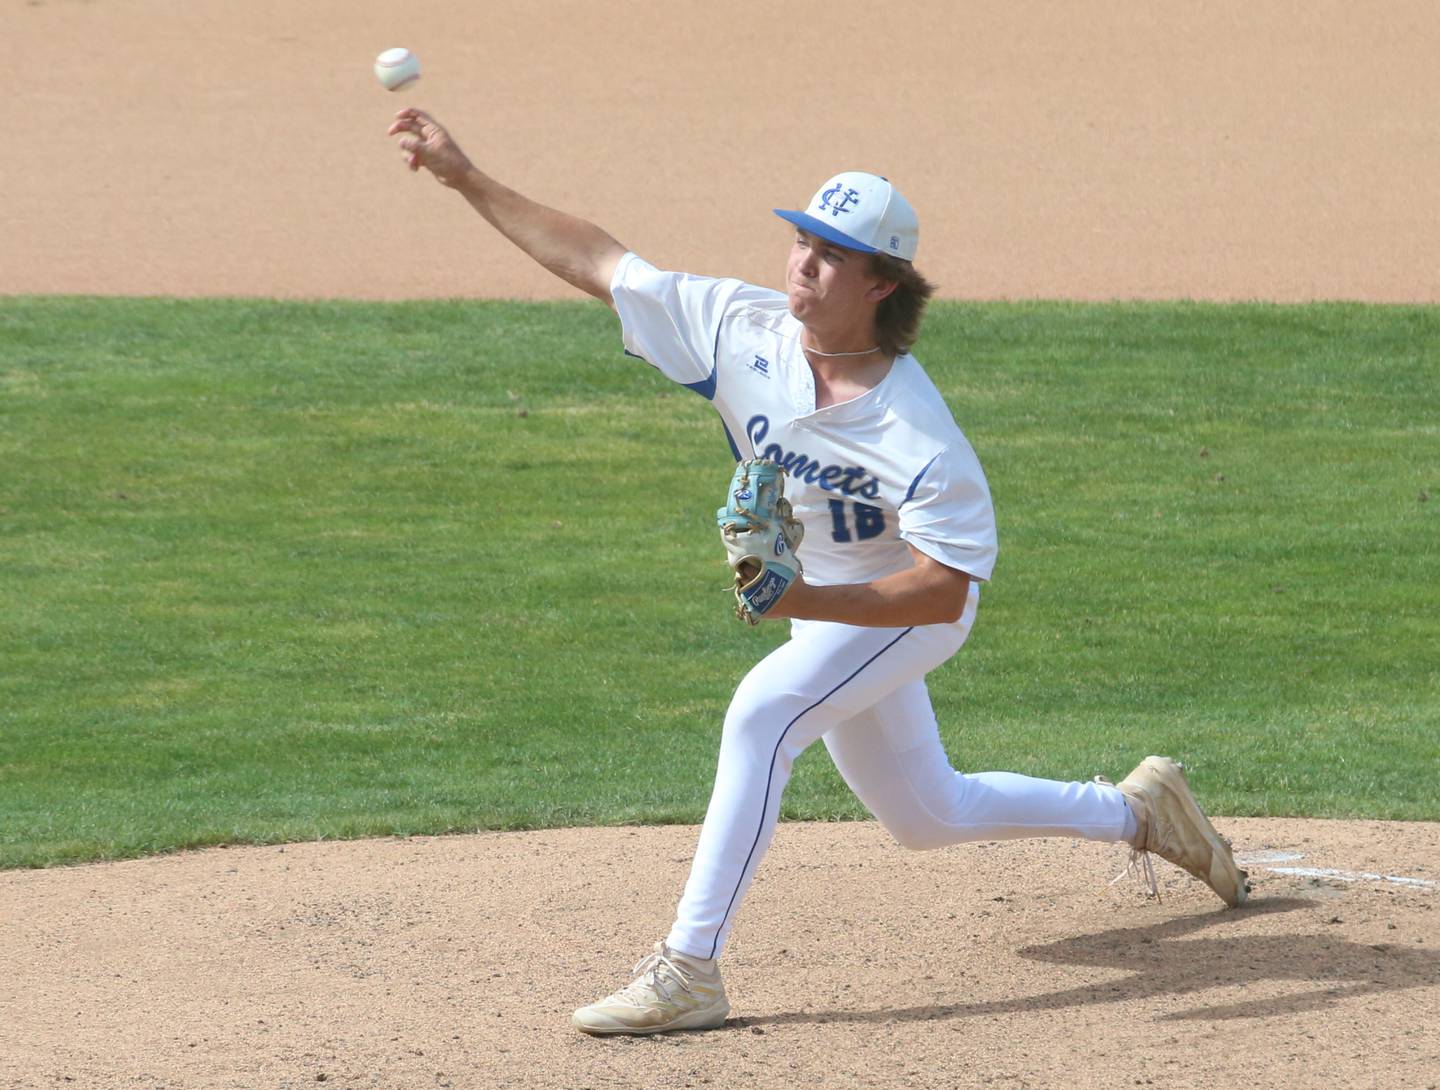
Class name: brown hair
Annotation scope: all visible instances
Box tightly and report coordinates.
[869,253,936,357]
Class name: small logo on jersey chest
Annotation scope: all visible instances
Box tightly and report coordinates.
[819,185,861,217]
[750,354,771,377]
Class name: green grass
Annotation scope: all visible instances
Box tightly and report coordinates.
[2,298,1436,867]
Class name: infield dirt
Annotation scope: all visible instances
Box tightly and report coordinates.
[3,2,1438,1088]
[4,0,1438,303]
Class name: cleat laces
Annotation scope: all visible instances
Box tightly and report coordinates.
[613,948,697,1009]
[1096,772,1163,901]
[1111,847,1161,901]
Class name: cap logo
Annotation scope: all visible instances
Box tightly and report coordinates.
[818,183,861,217]
[889,235,900,250]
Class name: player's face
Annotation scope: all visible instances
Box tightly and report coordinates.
[785,230,889,328]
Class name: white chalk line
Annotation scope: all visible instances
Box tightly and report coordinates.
[1268,866,1436,889]
[1232,850,1436,890]
[1234,850,1305,865]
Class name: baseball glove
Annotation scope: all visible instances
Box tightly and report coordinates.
[716,458,804,624]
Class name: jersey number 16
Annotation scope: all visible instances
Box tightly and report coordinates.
[827,499,886,542]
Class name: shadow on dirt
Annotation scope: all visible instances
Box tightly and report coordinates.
[743,898,1440,1028]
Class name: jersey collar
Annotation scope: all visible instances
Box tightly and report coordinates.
[787,351,908,426]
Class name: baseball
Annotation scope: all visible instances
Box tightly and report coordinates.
[374,47,420,92]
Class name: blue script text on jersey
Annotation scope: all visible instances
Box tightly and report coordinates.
[746,415,882,500]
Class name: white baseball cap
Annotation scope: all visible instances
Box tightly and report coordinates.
[774,171,919,261]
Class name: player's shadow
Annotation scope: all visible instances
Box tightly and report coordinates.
[742,898,1440,1027]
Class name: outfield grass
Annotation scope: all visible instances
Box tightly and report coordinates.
[1,298,1436,868]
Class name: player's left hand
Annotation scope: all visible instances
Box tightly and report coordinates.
[717,459,804,624]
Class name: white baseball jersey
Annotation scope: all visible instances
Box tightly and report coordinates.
[610,252,998,588]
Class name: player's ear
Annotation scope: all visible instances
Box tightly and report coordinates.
[866,277,899,304]
[863,252,900,303]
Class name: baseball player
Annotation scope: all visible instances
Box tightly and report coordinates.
[387,108,1249,1036]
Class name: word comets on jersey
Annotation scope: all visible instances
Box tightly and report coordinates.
[611,252,998,592]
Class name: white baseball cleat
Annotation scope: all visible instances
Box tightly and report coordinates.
[572,942,730,1035]
[1110,756,1250,908]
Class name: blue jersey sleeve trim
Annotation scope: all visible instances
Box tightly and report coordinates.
[902,452,942,506]
[720,419,742,461]
[623,347,718,402]
[682,366,718,401]
[680,304,727,403]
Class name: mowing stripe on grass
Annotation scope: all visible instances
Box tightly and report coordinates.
[2,297,1436,867]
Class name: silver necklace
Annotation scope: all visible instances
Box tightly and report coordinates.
[803,343,881,358]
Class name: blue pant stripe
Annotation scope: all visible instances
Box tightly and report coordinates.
[705,626,916,959]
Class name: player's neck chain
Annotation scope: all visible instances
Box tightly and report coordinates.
[802,343,882,358]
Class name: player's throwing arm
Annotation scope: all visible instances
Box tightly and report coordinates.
[387,107,627,303]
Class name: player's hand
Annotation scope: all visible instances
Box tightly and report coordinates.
[755,575,809,619]
[388,109,474,188]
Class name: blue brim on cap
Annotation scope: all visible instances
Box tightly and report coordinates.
[773,209,879,254]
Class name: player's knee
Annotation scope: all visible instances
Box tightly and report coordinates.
[722,698,791,743]
[872,794,969,850]
[727,670,797,723]
[722,687,806,753]
[884,820,951,852]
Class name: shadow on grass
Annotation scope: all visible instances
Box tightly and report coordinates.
[740,898,1439,1027]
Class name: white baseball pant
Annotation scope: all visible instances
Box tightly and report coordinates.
[665,594,1131,961]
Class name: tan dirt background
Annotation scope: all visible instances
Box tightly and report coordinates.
[3,0,1438,302]
[3,2,1438,1088]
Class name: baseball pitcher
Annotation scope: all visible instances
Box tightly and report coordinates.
[387,108,1249,1036]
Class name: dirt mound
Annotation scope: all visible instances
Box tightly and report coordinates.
[3,819,1436,1089]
